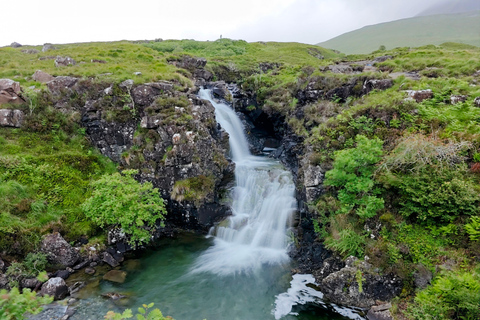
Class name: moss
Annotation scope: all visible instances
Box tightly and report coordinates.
[170,175,215,206]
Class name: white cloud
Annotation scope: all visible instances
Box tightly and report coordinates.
[0,0,444,46]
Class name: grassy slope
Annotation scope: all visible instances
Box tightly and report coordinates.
[317,11,480,54]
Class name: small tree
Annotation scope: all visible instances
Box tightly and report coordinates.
[324,135,384,219]
[82,169,166,245]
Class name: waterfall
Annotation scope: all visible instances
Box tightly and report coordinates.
[193,89,297,275]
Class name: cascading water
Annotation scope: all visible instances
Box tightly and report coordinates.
[193,89,296,275]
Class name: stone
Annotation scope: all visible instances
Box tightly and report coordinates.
[20,277,42,289]
[133,72,142,76]
[0,257,5,272]
[474,97,480,107]
[119,79,134,90]
[73,260,90,270]
[53,270,71,280]
[91,59,107,63]
[85,267,96,275]
[55,56,76,67]
[10,42,22,48]
[0,109,24,127]
[367,303,394,320]
[102,252,120,268]
[450,95,467,104]
[102,292,127,300]
[41,277,69,300]
[40,232,80,268]
[33,70,54,83]
[0,274,9,290]
[46,76,78,96]
[363,79,393,94]
[373,55,393,63]
[21,49,40,54]
[0,79,25,105]
[103,270,127,283]
[405,89,433,102]
[303,165,324,202]
[328,63,354,74]
[42,43,55,52]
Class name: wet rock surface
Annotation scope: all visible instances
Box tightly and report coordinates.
[41,233,80,268]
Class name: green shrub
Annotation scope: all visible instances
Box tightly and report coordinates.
[82,169,166,245]
[465,216,480,242]
[105,303,174,320]
[325,228,367,258]
[405,269,480,320]
[324,135,384,219]
[0,287,53,320]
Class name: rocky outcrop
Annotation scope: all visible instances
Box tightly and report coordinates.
[10,42,22,48]
[42,43,55,52]
[41,277,69,300]
[474,96,480,107]
[0,109,24,127]
[169,55,213,82]
[367,303,394,320]
[0,79,25,105]
[318,257,402,308]
[40,232,80,268]
[450,95,467,104]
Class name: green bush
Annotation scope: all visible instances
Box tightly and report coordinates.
[82,169,166,245]
[465,216,480,241]
[325,228,367,258]
[105,303,174,320]
[406,269,480,320]
[0,287,53,320]
[324,135,384,219]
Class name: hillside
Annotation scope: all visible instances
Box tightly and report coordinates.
[317,10,480,54]
[417,0,480,16]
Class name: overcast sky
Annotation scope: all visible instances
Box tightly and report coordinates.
[1,0,445,47]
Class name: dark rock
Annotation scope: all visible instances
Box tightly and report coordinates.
[42,43,55,52]
[102,252,120,268]
[53,270,71,280]
[0,79,26,105]
[10,42,22,48]
[259,62,281,73]
[170,55,207,71]
[131,81,173,106]
[363,79,393,95]
[405,89,433,102]
[0,257,5,272]
[103,270,127,283]
[0,274,8,290]
[73,260,90,270]
[40,232,80,268]
[0,109,24,127]
[55,56,76,67]
[320,257,402,308]
[303,164,324,202]
[20,277,42,289]
[91,59,107,64]
[68,281,86,295]
[33,70,54,83]
[106,247,124,263]
[328,63,354,74]
[413,264,432,289]
[41,277,69,300]
[38,56,56,61]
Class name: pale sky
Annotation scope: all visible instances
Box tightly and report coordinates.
[0,0,444,47]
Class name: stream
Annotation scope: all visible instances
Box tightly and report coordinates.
[35,90,364,320]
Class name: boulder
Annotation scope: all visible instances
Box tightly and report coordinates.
[102,252,120,268]
[0,256,5,272]
[0,109,24,128]
[131,81,173,106]
[328,63,354,74]
[42,43,55,52]
[46,76,78,96]
[103,270,127,283]
[363,79,393,94]
[405,89,433,102]
[33,70,55,83]
[20,277,42,290]
[450,95,467,104]
[0,79,25,105]
[413,264,432,289]
[55,56,76,67]
[474,97,480,107]
[10,42,22,48]
[53,270,71,280]
[373,55,393,63]
[40,232,80,268]
[41,277,69,300]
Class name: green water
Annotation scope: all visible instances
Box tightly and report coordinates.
[69,233,364,320]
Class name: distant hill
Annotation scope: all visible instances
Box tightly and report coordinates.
[417,0,480,16]
[317,10,480,54]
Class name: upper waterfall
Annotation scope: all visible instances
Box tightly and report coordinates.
[193,89,297,275]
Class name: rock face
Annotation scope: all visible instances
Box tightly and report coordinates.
[318,257,402,308]
[42,43,55,52]
[40,233,80,268]
[0,109,24,128]
[41,277,69,300]
[0,79,25,105]
[169,55,213,81]
[44,76,233,230]
[33,70,54,83]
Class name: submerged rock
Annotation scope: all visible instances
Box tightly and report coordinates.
[103,270,127,283]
